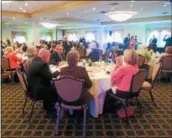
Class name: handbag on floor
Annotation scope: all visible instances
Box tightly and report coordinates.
[117,106,134,118]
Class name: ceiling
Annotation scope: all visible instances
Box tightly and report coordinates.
[2,1,172,29]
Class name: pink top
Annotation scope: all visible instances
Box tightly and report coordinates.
[111,64,139,92]
[129,39,136,49]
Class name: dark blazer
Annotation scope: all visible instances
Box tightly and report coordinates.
[88,49,100,62]
[50,50,64,65]
[27,57,59,99]
[60,66,92,89]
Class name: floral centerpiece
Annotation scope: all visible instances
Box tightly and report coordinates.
[136,46,154,62]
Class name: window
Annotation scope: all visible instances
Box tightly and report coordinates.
[41,35,52,41]
[68,33,78,42]
[106,35,113,43]
[13,35,26,43]
[113,32,123,43]
[146,30,160,46]
[86,32,95,42]
[160,30,171,47]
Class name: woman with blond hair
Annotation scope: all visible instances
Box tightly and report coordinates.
[107,49,139,98]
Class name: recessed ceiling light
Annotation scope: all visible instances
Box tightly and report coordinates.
[12,17,15,20]
[131,0,135,2]
[20,7,23,10]
[2,1,11,4]
[163,4,167,7]
[23,10,26,12]
[25,3,28,6]
[92,7,96,11]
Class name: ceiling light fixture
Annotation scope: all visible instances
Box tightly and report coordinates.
[40,22,59,29]
[130,4,133,7]
[23,10,26,12]
[25,3,28,6]
[20,7,23,10]
[106,11,137,22]
[12,17,15,20]
[131,0,135,2]
[92,7,96,11]
[66,12,69,16]
[2,1,11,4]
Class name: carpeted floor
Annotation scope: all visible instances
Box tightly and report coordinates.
[1,82,172,138]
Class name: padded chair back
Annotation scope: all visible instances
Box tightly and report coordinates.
[2,57,10,70]
[161,55,172,71]
[131,69,147,93]
[137,54,145,68]
[16,69,28,92]
[53,76,84,103]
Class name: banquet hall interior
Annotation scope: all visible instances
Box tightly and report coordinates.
[1,0,172,138]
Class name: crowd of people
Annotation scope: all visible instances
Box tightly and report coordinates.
[1,35,172,114]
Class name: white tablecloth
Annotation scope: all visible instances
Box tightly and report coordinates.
[147,57,160,79]
[89,72,111,117]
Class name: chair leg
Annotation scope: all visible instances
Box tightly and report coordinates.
[83,107,87,138]
[136,98,142,115]
[22,96,28,115]
[28,101,36,124]
[121,102,129,124]
[55,107,61,135]
[149,90,156,106]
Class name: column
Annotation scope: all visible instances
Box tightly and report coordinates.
[32,23,40,45]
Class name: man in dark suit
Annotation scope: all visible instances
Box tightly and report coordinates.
[60,50,92,105]
[88,48,100,62]
[123,34,130,49]
[27,49,59,113]
[63,37,72,57]
[151,35,158,52]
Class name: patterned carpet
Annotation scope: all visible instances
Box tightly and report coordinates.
[1,82,172,138]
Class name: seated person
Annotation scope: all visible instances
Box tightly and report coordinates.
[77,42,86,59]
[112,50,123,68]
[49,44,64,65]
[60,50,92,105]
[27,49,59,113]
[108,49,139,98]
[88,48,100,62]
[4,46,23,69]
[23,46,37,72]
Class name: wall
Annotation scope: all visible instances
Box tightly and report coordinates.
[64,21,171,48]
[1,26,63,46]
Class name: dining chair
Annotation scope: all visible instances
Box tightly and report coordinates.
[53,76,88,137]
[16,69,40,123]
[107,69,147,123]
[1,57,16,82]
[159,55,172,82]
[137,54,146,69]
[141,63,160,106]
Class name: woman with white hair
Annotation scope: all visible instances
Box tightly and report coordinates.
[60,50,92,105]
[108,49,139,97]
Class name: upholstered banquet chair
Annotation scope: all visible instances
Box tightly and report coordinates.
[53,76,88,137]
[141,63,160,106]
[107,69,147,123]
[16,69,40,123]
[137,54,146,68]
[159,55,172,82]
[1,57,15,82]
